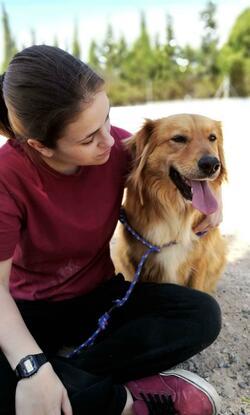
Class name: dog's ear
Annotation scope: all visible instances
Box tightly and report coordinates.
[216,121,228,183]
[126,118,155,157]
[126,119,155,205]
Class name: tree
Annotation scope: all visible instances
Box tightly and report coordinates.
[228,8,250,58]
[1,5,17,71]
[99,23,118,73]
[219,8,250,96]
[200,1,218,53]
[165,14,176,61]
[72,21,81,59]
[200,1,219,75]
[122,12,153,90]
[30,28,36,45]
[53,35,59,48]
[196,1,220,96]
[116,35,128,69]
[88,40,100,69]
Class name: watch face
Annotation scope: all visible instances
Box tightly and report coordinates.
[23,358,35,374]
[18,355,37,377]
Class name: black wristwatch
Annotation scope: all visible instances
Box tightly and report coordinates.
[15,353,48,380]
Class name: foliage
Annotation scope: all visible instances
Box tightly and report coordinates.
[219,8,250,96]
[1,2,250,103]
[72,21,81,59]
[228,8,250,57]
[1,5,17,71]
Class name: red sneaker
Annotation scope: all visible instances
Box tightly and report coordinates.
[125,369,221,415]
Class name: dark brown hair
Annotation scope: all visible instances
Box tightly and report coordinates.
[0,45,104,148]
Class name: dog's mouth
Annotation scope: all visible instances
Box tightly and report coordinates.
[169,166,192,201]
[169,166,218,215]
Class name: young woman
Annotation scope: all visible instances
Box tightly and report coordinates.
[0,45,222,415]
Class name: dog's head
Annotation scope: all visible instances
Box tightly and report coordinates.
[125,114,227,214]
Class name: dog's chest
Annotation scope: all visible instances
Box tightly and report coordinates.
[145,221,195,284]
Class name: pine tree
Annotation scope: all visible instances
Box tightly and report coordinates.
[196,0,220,96]
[219,8,250,96]
[165,14,176,59]
[53,35,59,48]
[200,1,219,76]
[228,8,250,57]
[1,4,17,71]
[116,35,128,73]
[72,21,81,59]
[101,23,115,72]
[123,12,153,86]
[30,28,36,45]
[88,40,100,69]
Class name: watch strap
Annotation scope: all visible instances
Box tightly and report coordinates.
[15,353,48,379]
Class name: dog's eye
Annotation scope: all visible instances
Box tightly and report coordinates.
[209,134,217,142]
[171,135,187,143]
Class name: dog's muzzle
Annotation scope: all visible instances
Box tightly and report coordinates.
[198,156,220,177]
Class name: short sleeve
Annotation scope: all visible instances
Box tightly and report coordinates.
[110,125,133,175]
[0,184,22,261]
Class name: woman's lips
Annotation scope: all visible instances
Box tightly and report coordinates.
[98,148,111,157]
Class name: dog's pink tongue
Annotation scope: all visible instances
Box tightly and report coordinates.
[191,181,218,215]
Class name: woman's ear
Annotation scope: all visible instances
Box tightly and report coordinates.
[27,138,54,158]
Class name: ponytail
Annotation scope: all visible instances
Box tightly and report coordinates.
[0,73,16,139]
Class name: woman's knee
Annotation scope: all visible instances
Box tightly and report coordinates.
[194,291,222,346]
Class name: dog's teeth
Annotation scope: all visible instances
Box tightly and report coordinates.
[182,176,189,185]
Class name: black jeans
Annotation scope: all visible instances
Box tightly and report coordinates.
[0,274,221,415]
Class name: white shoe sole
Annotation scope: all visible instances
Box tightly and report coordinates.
[160,368,221,415]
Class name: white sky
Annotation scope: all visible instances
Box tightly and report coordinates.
[0,0,249,61]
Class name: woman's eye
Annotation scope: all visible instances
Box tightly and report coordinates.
[81,136,94,145]
[171,135,187,143]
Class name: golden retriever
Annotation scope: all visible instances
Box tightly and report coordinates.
[113,114,227,292]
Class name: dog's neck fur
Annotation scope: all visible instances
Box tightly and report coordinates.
[124,175,200,247]
[123,180,200,284]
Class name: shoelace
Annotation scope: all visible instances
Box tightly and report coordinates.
[140,392,177,415]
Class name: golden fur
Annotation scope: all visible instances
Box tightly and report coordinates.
[113,114,227,292]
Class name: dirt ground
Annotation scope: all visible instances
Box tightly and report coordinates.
[110,98,250,415]
[177,235,250,415]
[111,232,250,415]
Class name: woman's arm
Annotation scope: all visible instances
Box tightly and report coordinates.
[0,258,43,367]
[0,258,72,415]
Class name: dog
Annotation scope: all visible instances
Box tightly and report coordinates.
[113,114,227,292]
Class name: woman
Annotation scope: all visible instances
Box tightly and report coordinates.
[0,45,222,415]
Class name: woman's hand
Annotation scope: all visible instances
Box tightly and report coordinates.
[193,188,223,234]
[15,362,72,415]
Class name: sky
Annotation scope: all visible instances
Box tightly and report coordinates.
[0,0,249,62]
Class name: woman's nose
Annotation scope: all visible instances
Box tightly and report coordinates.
[99,127,115,148]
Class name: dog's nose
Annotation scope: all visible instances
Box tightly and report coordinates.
[198,156,220,176]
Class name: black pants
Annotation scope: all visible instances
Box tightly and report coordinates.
[0,274,221,415]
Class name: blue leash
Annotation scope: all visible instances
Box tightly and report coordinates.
[66,208,177,358]
[67,208,206,358]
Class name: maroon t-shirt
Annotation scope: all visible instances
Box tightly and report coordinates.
[0,126,131,301]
